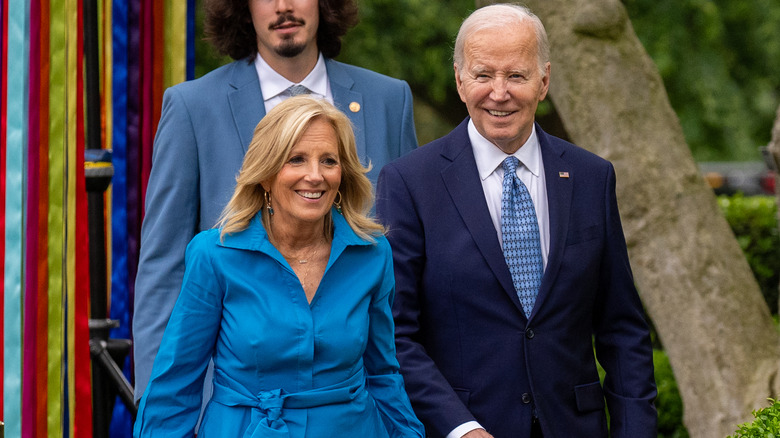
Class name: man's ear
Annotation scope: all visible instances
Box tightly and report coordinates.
[454,64,467,104]
[539,62,551,102]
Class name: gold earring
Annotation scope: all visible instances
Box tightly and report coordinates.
[333,191,343,214]
[265,191,274,215]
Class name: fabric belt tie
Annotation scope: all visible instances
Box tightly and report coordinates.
[211,369,365,438]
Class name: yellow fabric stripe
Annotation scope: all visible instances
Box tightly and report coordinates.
[104,0,114,300]
[165,0,187,87]
[47,0,67,435]
[65,0,79,433]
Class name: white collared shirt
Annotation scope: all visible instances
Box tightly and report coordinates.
[469,119,550,269]
[253,52,333,113]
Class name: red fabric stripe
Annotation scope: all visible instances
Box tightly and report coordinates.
[74,2,94,436]
[23,1,42,436]
[36,0,51,431]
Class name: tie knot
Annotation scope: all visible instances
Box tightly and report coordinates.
[287,84,311,97]
[502,156,519,176]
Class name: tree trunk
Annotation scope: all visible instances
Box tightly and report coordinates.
[769,105,780,313]
[476,1,780,436]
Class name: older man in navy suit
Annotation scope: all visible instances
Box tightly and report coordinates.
[133,0,417,401]
[376,4,656,437]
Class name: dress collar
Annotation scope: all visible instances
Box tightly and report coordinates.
[218,208,371,254]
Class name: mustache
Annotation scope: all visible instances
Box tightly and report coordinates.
[270,13,305,29]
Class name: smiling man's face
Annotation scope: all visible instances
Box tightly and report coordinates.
[455,22,550,154]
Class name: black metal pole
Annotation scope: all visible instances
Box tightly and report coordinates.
[83,1,112,436]
[90,338,136,409]
[83,0,105,317]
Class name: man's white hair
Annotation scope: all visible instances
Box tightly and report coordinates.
[453,4,550,79]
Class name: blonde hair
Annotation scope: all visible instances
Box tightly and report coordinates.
[217,96,384,242]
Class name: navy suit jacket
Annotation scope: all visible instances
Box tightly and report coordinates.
[376,119,656,438]
[133,57,417,399]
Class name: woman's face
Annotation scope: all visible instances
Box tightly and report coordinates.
[263,118,342,229]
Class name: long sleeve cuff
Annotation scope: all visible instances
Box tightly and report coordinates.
[447,421,484,438]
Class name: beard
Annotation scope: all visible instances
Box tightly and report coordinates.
[270,13,308,58]
[275,39,308,58]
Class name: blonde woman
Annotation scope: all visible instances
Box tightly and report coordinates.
[134,96,424,437]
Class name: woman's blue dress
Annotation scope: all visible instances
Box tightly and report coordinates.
[133,212,424,437]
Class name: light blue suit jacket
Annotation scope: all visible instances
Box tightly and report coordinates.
[133,57,417,400]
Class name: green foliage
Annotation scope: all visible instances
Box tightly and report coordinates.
[193,0,232,78]
[718,194,780,314]
[653,350,689,438]
[338,0,473,128]
[340,0,465,105]
[623,0,780,161]
[596,348,689,437]
[728,399,780,438]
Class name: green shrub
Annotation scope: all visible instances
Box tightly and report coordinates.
[728,399,780,438]
[718,194,779,314]
[653,349,689,438]
[596,348,689,437]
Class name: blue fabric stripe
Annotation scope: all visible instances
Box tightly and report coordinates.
[4,1,30,437]
[109,0,133,436]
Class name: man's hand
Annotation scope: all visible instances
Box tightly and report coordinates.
[462,429,494,438]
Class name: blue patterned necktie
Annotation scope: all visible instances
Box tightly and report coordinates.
[501,156,543,318]
[287,84,311,96]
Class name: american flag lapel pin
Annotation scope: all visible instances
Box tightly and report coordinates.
[559,171,570,178]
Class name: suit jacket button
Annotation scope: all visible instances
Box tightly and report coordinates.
[525,328,535,339]
[522,393,532,404]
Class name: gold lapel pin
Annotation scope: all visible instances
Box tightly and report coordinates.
[559,171,570,178]
[349,102,361,113]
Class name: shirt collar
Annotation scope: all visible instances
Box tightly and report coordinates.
[219,208,370,253]
[468,119,542,180]
[254,52,329,101]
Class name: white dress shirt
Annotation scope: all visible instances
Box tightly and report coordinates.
[253,52,333,113]
[445,120,551,438]
[469,119,550,268]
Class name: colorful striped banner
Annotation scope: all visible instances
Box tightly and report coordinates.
[1,1,193,436]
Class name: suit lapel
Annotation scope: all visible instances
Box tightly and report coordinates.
[534,126,573,316]
[227,59,266,154]
[325,60,367,163]
[440,121,526,316]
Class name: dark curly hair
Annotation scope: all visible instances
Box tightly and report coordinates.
[204,0,359,61]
